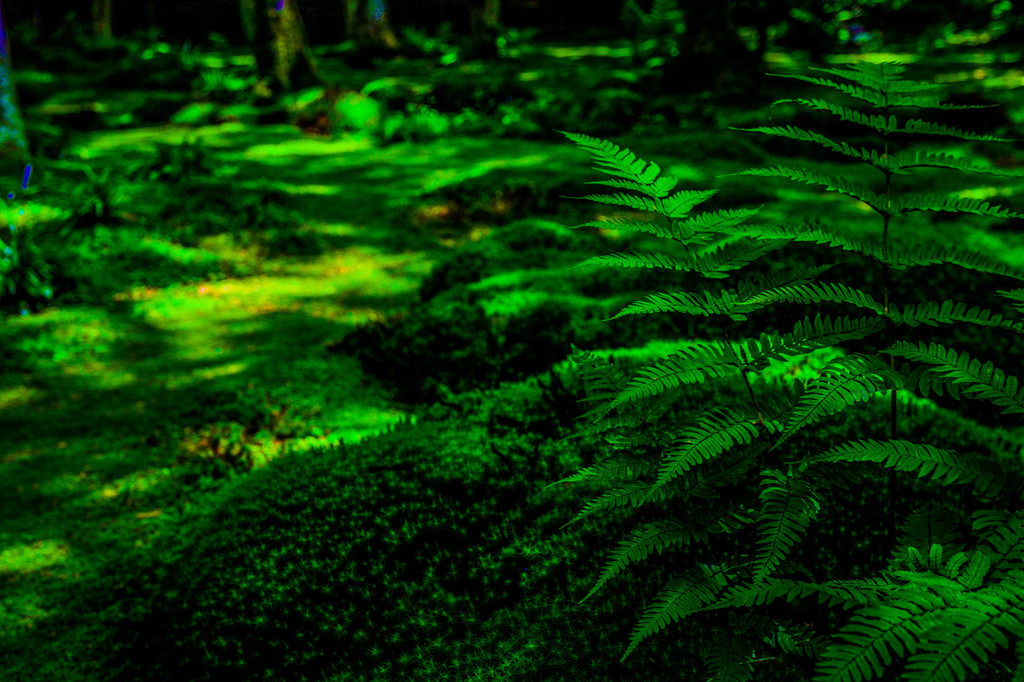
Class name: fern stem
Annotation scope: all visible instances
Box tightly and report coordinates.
[675,215,781,460]
[879,78,903,551]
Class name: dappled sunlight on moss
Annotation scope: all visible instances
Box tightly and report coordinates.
[0,539,70,575]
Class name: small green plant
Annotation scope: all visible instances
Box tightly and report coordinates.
[37,158,129,240]
[620,0,685,71]
[0,165,55,316]
[398,21,459,65]
[158,181,290,248]
[195,68,256,105]
[540,61,1024,681]
[130,136,222,184]
[171,386,321,483]
[378,103,452,145]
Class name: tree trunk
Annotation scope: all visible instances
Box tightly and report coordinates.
[91,0,113,40]
[343,0,358,40]
[0,0,32,180]
[248,0,325,96]
[239,0,257,44]
[345,0,399,49]
[144,0,156,34]
[467,0,502,58]
[660,0,762,94]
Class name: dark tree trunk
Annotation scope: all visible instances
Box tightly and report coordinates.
[247,0,325,96]
[239,0,257,44]
[466,0,502,59]
[0,0,31,179]
[91,0,112,40]
[345,0,400,49]
[660,0,763,95]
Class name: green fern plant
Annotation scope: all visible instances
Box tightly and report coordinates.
[541,61,1024,681]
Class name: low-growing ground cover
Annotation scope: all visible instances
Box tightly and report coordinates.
[21,367,1024,682]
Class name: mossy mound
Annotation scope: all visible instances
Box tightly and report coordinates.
[330,217,720,405]
[87,372,1023,682]
[415,218,611,303]
[325,292,580,405]
[96,417,604,681]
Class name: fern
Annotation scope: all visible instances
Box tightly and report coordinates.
[540,59,1024,682]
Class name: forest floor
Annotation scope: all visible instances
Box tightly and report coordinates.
[3,39,1024,681]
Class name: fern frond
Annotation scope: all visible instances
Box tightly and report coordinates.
[889,503,968,573]
[727,329,819,375]
[716,577,823,611]
[705,220,888,266]
[556,479,686,531]
[557,129,669,187]
[672,206,764,236]
[743,280,885,317]
[815,576,901,606]
[564,190,672,214]
[892,299,1024,335]
[891,192,1024,220]
[576,382,698,450]
[771,62,979,110]
[567,208,764,244]
[566,188,722,218]
[605,287,757,323]
[726,125,894,169]
[693,237,795,279]
[806,62,916,93]
[704,632,756,682]
[880,341,1024,416]
[559,129,735,218]
[584,174,680,198]
[579,514,750,604]
[564,345,695,427]
[621,562,752,662]
[545,452,660,489]
[608,342,741,409]
[645,406,764,495]
[561,407,644,445]
[783,313,888,351]
[766,99,901,135]
[734,264,837,306]
[952,550,993,590]
[770,354,905,452]
[997,288,1024,315]
[569,249,697,273]
[812,589,949,682]
[792,439,1007,498]
[887,149,1024,178]
[558,343,631,425]
[600,429,672,450]
[718,575,895,612]
[764,71,885,108]
[751,469,821,586]
[879,243,1024,281]
[566,216,718,244]
[551,58,1024,681]
[721,165,885,210]
[660,190,724,218]
[775,625,832,660]
[901,585,1024,682]
[903,116,1018,142]
[972,510,1024,577]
